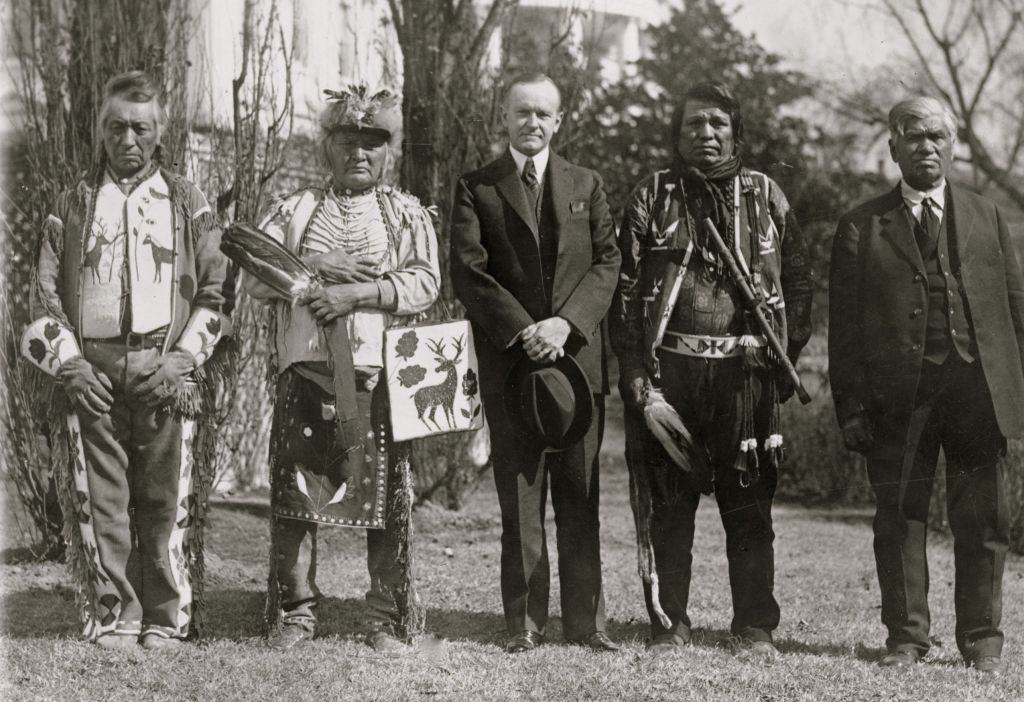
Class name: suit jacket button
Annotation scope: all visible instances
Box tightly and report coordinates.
[911,344,921,351]
[911,308,923,318]
[913,274,924,282]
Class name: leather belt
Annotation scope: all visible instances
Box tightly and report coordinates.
[90,329,168,349]
[659,332,765,359]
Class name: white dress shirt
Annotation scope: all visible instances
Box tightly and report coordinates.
[900,178,947,225]
[510,146,549,190]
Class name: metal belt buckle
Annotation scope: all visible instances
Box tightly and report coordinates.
[126,329,167,348]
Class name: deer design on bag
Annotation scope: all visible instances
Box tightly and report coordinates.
[84,231,112,284]
[413,335,465,430]
[142,234,174,282]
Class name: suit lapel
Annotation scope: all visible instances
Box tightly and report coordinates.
[548,152,574,287]
[949,183,976,257]
[494,151,538,237]
[878,185,924,274]
[547,151,572,227]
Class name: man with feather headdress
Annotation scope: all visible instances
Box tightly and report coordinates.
[243,84,440,652]
[23,71,234,650]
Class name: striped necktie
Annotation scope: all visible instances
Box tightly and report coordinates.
[522,157,539,194]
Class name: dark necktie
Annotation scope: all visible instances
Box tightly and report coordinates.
[522,157,539,194]
[521,157,541,225]
[921,198,940,241]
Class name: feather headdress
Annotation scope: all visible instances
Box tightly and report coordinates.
[321,83,402,146]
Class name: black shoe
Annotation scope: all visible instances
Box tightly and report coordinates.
[267,623,314,650]
[966,656,1004,675]
[505,630,544,653]
[879,649,920,668]
[570,631,620,652]
[647,633,688,655]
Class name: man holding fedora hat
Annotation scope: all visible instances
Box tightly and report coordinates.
[451,72,621,653]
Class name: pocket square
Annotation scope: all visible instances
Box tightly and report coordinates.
[570,200,587,214]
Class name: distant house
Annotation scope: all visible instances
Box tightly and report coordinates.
[186,0,667,135]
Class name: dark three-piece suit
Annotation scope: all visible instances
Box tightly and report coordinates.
[829,182,1024,660]
[451,149,621,639]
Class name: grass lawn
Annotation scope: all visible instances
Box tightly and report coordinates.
[3,396,1024,701]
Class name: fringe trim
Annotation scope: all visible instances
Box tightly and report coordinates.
[186,417,218,639]
[391,442,425,639]
[49,412,102,638]
[30,213,73,329]
[21,361,66,422]
[265,511,283,635]
[187,338,237,640]
[171,338,237,420]
[265,378,286,635]
[193,210,215,239]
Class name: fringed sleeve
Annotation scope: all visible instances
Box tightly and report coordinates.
[767,176,813,362]
[611,174,658,407]
[173,178,238,640]
[27,197,75,419]
[379,190,440,316]
[32,203,72,328]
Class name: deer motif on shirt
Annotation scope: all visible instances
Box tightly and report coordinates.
[142,234,174,282]
[84,231,112,284]
[413,335,465,430]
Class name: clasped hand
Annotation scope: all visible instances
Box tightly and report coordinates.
[129,350,196,409]
[58,356,114,417]
[305,249,379,284]
[521,317,571,364]
[841,413,875,453]
[305,284,364,325]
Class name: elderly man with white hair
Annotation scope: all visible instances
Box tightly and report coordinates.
[245,85,439,652]
[25,70,233,650]
[829,96,1024,675]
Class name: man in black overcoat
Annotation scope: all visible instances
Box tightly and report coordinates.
[829,96,1024,675]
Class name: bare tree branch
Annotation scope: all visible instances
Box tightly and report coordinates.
[467,0,514,72]
[967,7,1022,115]
[879,0,954,104]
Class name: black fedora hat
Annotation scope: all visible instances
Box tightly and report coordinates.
[503,355,593,450]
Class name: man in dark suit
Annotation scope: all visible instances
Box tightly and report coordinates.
[829,96,1024,675]
[451,73,621,653]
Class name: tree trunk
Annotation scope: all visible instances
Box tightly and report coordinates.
[390,0,516,506]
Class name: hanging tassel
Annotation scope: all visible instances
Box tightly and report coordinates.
[766,374,785,468]
[265,513,283,635]
[767,433,785,469]
[745,437,760,483]
[625,404,673,628]
[736,371,758,488]
[391,442,425,639]
[264,375,292,636]
[649,566,672,630]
